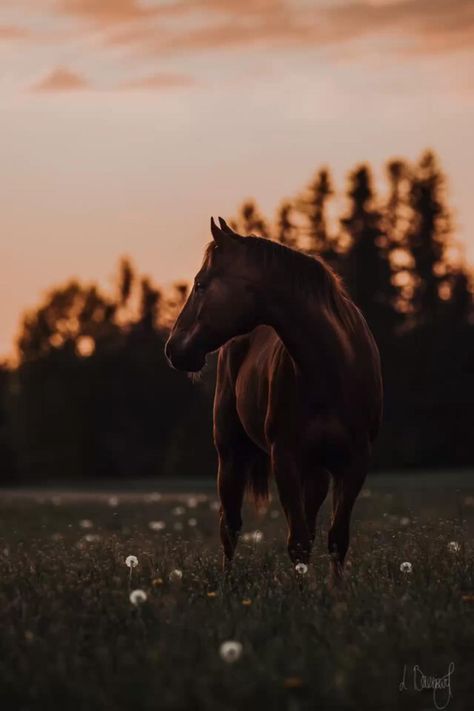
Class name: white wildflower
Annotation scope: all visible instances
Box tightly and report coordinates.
[148,521,166,531]
[129,589,147,606]
[219,641,242,663]
[295,563,308,575]
[125,555,139,568]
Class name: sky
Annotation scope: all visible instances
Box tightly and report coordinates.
[0,0,473,356]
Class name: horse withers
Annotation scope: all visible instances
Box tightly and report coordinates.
[165,217,383,581]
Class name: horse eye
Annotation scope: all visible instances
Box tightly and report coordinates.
[195,280,205,292]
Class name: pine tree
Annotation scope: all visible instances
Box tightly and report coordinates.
[138,278,161,332]
[275,201,298,248]
[297,168,339,266]
[384,159,412,316]
[341,165,397,341]
[407,150,452,322]
[236,199,270,237]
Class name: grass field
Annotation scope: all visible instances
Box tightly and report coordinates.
[0,474,473,711]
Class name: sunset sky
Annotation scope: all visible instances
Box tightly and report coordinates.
[1,0,473,356]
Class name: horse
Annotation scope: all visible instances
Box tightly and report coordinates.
[165,217,383,581]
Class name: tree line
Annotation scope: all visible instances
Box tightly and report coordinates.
[0,150,472,483]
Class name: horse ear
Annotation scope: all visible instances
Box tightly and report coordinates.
[210,216,225,244]
[218,217,235,234]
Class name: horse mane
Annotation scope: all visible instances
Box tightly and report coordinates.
[240,236,357,333]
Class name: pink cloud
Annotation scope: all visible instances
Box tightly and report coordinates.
[31,67,89,92]
[0,25,28,40]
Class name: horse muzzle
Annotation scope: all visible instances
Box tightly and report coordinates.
[165,334,206,373]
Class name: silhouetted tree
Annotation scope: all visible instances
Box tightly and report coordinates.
[236,199,270,237]
[297,168,340,267]
[0,363,16,480]
[138,278,161,332]
[341,165,398,342]
[384,159,414,315]
[407,150,452,322]
[275,201,298,248]
[117,257,134,308]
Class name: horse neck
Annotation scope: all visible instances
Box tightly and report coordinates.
[262,274,352,385]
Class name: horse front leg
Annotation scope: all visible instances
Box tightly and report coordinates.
[217,451,247,572]
[271,445,311,566]
[328,449,368,585]
[304,466,330,547]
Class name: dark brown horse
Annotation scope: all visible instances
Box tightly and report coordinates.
[165,217,382,580]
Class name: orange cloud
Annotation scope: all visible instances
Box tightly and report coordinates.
[91,0,474,58]
[7,1,474,73]
[31,67,89,92]
[55,0,183,24]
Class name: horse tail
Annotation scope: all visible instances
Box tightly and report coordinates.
[246,454,270,511]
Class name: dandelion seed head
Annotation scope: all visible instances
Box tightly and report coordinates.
[400,561,412,573]
[295,563,308,575]
[188,518,197,527]
[129,589,147,606]
[172,506,185,516]
[79,519,93,529]
[219,640,242,663]
[84,534,100,543]
[169,569,183,582]
[125,555,139,568]
[187,496,198,509]
[149,520,166,531]
[108,496,119,507]
[448,541,460,553]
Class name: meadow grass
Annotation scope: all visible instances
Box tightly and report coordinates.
[0,476,472,710]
